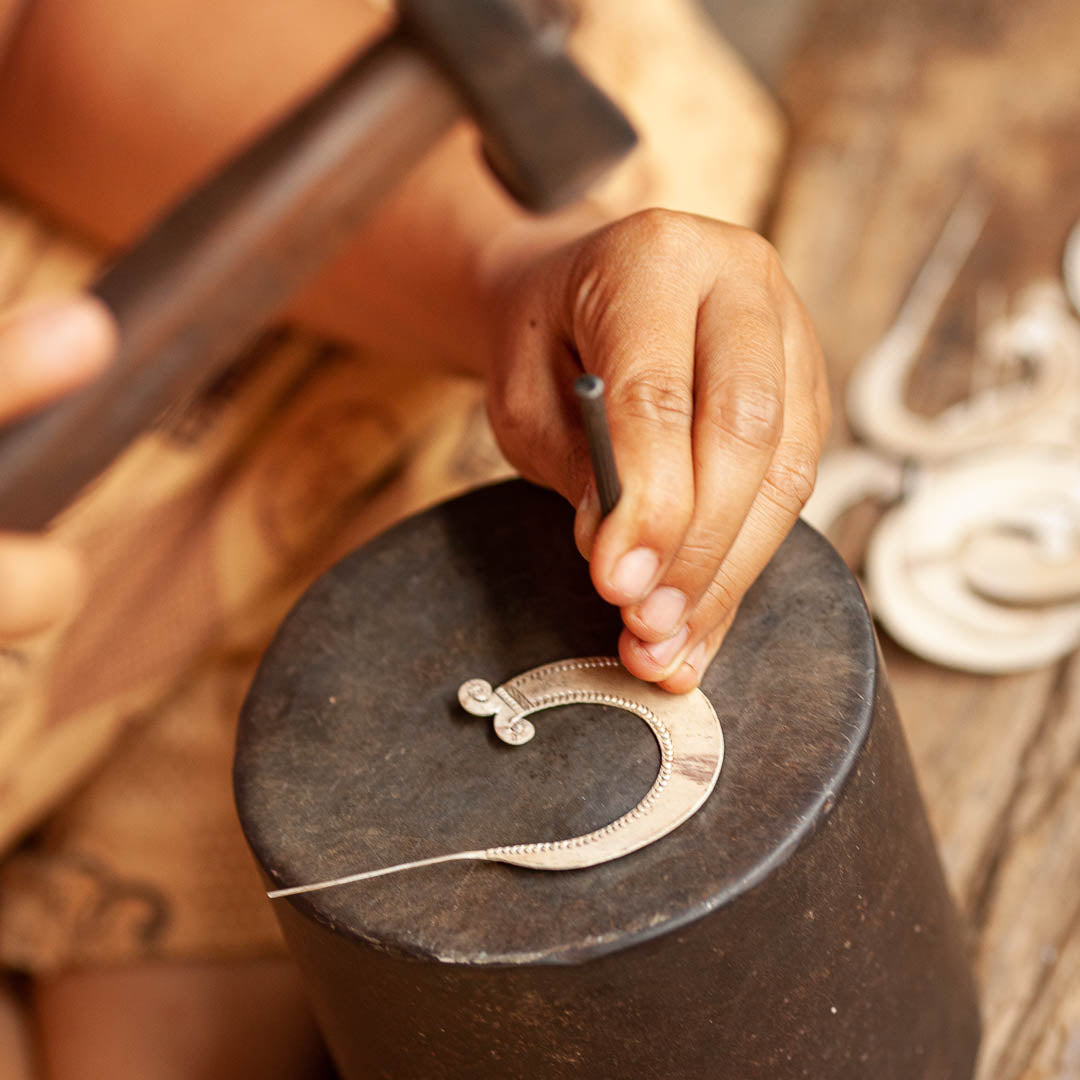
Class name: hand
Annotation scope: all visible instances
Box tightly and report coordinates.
[0,296,114,640]
[486,209,830,692]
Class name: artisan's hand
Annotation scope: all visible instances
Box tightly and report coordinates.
[487,210,829,693]
[0,297,114,639]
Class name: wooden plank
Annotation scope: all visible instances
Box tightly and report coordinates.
[772,1,1080,1076]
[884,648,1058,908]
[976,652,1080,1078]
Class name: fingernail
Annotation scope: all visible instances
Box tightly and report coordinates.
[609,547,659,601]
[22,297,114,377]
[683,639,708,675]
[637,586,687,636]
[644,624,689,667]
[574,483,601,559]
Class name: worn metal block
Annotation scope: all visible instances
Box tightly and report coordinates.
[235,479,980,1079]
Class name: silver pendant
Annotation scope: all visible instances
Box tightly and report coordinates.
[268,658,724,898]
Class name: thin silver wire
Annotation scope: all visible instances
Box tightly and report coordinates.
[267,850,487,899]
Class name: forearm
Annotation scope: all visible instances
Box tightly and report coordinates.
[0,0,605,377]
[285,131,611,378]
[0,0,783,380]
[0,1,821,704]
[0,0,390,241]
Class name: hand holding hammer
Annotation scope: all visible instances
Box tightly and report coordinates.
[0,0,828,692]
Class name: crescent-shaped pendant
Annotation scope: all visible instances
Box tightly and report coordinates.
[268,658,723,899]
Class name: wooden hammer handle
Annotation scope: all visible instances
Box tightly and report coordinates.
[0,33,461,530]
[0,0,636,531]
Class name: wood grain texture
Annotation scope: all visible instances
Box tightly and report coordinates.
[772,1,1080,1077]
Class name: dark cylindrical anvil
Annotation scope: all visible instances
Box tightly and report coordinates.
[235,480,980,1079]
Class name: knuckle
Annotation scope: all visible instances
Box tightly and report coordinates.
[711,383,783,453]
[676,536,722,570]
[611,371,693,433]
[701,568,742,617]
[638,484,694,547]
[571,210,702,337]
[668,536,726,588]
[628,208,700,259]
[763,444,819,515]
[736,228,784,285]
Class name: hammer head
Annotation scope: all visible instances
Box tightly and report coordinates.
[400,0,638,212]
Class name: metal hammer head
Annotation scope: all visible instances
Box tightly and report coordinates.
[0,0,638,531]
[400,0,638,212]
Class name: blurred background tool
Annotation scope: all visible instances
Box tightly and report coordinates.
[804,204,1080,674]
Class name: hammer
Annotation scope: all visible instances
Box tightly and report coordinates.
[0,0,636,530]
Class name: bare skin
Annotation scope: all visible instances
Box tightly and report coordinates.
[0,297,114,640]
[0,0,829,691]
[487,209,828,693]
[0,1,828,1075]
[33,961,332,1079]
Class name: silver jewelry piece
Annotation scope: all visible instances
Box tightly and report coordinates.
[268,658,724,898]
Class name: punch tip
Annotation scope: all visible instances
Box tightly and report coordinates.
[574,373,605,399]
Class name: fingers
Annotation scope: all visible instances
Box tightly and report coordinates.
[484,210,828,696]
[623,282,826,689]
[485,250,596,504]
[0,533,85,640]
[0,295,115,424]
[660,425,819,693]
[620,275,786,650]
[566,211,706,608]
[621,605,738,695]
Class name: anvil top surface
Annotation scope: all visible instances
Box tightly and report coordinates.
[235,480,877,965]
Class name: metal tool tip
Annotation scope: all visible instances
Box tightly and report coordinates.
[574,374,605,400]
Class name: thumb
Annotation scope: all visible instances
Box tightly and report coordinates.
[0,534,87,642]
[562,214,703,607]
[0,295,115,424]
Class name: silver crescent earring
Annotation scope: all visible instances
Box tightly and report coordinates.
[268,657,724,899]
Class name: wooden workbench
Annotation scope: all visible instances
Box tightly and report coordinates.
[772,1,1080,1076]
[0,1,1076,1075]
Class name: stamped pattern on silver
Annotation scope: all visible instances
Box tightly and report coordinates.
[268,657,724,899]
